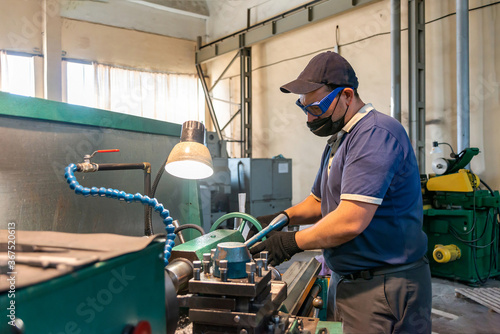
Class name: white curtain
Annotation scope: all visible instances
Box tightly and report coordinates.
[0,52,35,97]
[94,63,203,124]
[0,50,6,91]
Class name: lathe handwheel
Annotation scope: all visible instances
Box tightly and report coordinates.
[211,212,264,238]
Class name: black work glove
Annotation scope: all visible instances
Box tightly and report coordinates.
[249,231,302,266]
[246,211,290,240]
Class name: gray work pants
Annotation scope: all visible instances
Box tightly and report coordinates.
[327,262,432,334]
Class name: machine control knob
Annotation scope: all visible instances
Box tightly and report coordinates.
[312,296,324,309]
[313,296,324,317]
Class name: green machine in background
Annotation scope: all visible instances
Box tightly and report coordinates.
[422,144,500,285]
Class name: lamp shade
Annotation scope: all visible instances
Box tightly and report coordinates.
[165,121,214,180]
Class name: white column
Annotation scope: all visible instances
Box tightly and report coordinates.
[43,0,62,101]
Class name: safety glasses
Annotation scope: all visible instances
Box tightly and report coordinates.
[295,86,346,116]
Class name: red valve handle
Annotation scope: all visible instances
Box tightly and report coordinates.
[97,149,120,153]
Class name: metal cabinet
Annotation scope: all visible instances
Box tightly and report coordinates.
[228,158,292,217]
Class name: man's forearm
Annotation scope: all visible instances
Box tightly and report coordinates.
[295,199,378,250]
[284,195,322,226]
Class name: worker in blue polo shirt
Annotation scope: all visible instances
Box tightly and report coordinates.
[249,51,432,333]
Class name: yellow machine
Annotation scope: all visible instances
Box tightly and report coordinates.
[422,144,500,284]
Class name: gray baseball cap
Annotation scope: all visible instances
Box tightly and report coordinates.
[280,51,358,94]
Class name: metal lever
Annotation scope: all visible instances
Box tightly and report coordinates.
[244,213,288,248]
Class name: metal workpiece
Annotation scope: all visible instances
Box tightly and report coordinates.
[165,258,194,293]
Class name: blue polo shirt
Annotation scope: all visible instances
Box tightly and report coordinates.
[311,104,427,275]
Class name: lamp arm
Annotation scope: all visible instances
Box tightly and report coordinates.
[437,142,457,158]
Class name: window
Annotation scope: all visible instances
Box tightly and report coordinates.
[65,60,204,124]
[0,51,35,97]
[66,61,95,108]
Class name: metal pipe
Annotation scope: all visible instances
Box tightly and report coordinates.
[87,163,147,171]
[457,0,470,153]
[172,220,185,244]
[391,0,401,121]
[143,163,152,236]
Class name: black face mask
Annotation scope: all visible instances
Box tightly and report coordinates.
[307,105,349,137]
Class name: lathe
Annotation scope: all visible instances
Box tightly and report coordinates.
[0,151,340,333]
[0,223,338,333]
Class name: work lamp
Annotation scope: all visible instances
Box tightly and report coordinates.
[165,120,214,180]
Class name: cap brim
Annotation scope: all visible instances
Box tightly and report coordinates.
[280,80,324,94]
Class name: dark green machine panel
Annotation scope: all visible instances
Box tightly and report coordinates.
[423,208,500,284]
[1,242,167,333]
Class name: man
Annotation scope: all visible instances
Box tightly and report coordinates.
[249,51,432,333]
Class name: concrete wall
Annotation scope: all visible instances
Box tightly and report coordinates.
[61,19,196,74]
[204,0,500,205]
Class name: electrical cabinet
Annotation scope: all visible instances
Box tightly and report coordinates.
[228,158,292,217]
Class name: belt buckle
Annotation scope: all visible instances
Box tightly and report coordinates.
[344,273,356,280]
[360,270,373,280]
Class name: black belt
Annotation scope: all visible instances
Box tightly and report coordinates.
[342,257,428,281]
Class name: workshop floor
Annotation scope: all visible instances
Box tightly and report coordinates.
[277,251,500,334]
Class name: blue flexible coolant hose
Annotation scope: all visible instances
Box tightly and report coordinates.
[64,163,176,266]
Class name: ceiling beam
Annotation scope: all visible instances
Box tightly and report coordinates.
[196,0,380,64]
